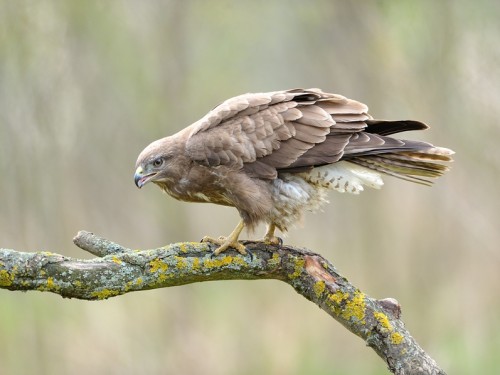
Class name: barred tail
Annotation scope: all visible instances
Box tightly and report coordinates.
[348,146,454,186]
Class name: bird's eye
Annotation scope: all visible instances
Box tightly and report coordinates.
[153,158,164,167]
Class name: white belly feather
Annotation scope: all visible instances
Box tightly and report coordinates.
[270,161,384,231]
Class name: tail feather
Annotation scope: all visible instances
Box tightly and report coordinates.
[349,147,454,186]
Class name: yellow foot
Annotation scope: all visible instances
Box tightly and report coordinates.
[263,223,283,246]
[263,235,283,247]
[202,236,247,255]
[201,220,247,256]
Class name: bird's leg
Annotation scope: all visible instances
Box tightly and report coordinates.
[263,223,283,246]
[202,220,247,256]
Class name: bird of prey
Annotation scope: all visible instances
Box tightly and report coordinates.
[134,89,453,255]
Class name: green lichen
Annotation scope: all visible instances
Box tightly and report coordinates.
[313,280,326,298]
[288,258,305,279]
[0,269,14,287]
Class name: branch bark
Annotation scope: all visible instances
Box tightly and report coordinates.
[0,231,445,375]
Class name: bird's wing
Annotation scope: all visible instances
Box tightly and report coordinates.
[185,89,371,179]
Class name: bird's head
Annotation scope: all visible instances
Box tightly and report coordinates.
[134,137,178,189]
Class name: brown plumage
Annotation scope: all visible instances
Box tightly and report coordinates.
[134,89,454,255]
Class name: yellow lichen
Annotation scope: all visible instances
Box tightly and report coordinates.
[73,280,82,288]
[46,277,55,289]
[374,312,393,332]
[231,256,246,266]
[329,290,349,305]
[391,332,404,345]
[0,270,14,287]
[341,290,366,324]
[192,258,200,271]
[111,256,122,264]
[179,242,199,252]
[157,273,168,282]
[288,258,305,279]
[125,277,143,292]
[149,259,169,273]
[268,252,281,267]
[91,289,120,300]
[203,255,246,269]
[175,256,188,270]
[36,276,60,292]
[313,280,326,298]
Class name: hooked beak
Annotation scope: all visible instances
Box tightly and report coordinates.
[134,166,157,189]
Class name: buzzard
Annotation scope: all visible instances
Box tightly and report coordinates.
[134,89,453,255]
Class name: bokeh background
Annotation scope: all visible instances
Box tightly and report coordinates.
[1,1,498,374]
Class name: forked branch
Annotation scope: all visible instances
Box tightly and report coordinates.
[0,231,445,375]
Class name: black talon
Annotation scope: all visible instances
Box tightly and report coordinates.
[245,247,254,262]
[276,237,283,248]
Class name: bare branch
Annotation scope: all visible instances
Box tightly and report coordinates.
[0,231,445,375]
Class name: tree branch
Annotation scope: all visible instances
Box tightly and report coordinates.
[0,231,445,375]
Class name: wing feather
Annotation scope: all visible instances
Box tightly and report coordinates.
[186,90,334,173]
[184,88,451,181]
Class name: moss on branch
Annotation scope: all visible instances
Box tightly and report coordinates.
[0,231,445,375]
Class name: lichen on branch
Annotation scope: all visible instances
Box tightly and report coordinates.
[0,231,445,375]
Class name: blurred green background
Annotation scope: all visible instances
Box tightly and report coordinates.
[1,1,498,374]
